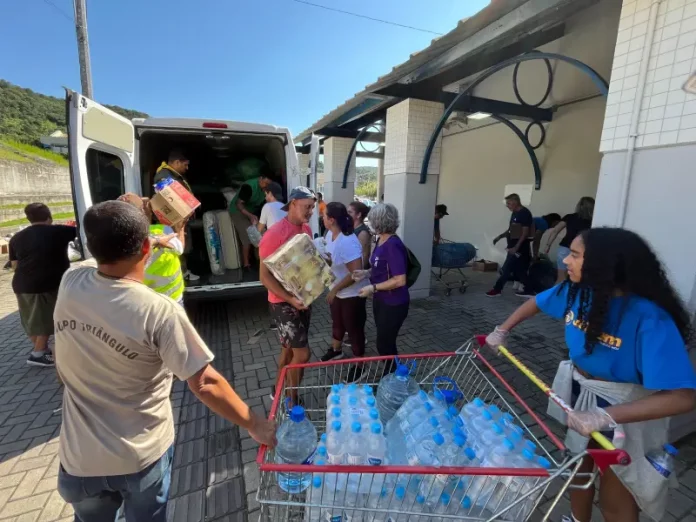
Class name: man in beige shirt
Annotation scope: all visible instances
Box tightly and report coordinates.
[55,200,275,521]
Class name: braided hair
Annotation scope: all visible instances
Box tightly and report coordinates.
[560,228,691,353]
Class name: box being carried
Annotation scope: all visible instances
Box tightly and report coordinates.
[150,177,201,227]
[263,233,334,306]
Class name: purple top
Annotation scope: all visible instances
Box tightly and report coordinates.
[370,235,410,306]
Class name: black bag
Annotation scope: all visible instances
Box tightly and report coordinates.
[527,258,556,294]
[406,248,421,288]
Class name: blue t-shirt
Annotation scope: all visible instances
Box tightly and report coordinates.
[536,284,696,390]
[533,217,549,233]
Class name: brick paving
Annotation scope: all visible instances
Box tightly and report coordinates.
[0,265,694,521]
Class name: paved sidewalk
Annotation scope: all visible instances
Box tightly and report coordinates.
[0,266,694,521]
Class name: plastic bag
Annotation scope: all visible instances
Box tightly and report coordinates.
[246,225,262,247]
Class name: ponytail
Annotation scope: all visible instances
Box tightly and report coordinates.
[326,202,354,235]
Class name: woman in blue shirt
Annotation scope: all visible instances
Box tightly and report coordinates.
[486,227,696,522]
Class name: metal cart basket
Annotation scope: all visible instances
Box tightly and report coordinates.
[256,337,629,522]
[431,240,477,295]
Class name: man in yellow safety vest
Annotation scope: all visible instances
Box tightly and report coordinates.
[118,193,186,305]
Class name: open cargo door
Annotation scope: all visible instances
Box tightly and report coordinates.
[308,134,321,237]
[65,90,137,257]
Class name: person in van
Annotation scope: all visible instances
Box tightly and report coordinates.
[229,173,273,270]
[118,193,186,306]
[257,181,287,234]
[153,149,199,281]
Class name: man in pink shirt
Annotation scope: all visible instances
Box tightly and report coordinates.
[259,187,316,405]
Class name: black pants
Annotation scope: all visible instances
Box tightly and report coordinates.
[373,299,409,373]
[330,297,366,357]
[494,249,531,292]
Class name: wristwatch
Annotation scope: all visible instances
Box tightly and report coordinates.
[372,284,378,294]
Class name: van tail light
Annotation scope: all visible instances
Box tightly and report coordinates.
[202,122,228,129]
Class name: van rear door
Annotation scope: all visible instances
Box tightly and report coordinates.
[66,90,137,256]
[308,134,321,236]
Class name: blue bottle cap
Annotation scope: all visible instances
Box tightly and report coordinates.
[440,492,451,505]
[366,397,376,407]
[331,384,341,393]
[370,408,380,420]
[315,458,326,466]
[416,495,426,504]
[321,433,327,442]
[521,448,534,461]
[331,407,341,418]
[473,397,485,407]
[665,444,679,456]
[464,447,476,460]
[424,402,434,413]
[461,496,472,509]
[313,476,322,488]
[418,390,428,400]
[395,486,406,499]
[453,416,464,428]
[536,456,552,469]
[331,395,340,405]
[511,425,524,437]
[429,417,439,427]
[290,406,305,422]
[349,396,358,406]
[336,383,345,390]
[489,404,501,416]
[524,440,537,453]
[371,423,382,435]
[362,385,374,395]
[509,431,523,444]
[492,423,503,435]
[481,409,493,421]
[433,432,445,445]
[454,435,466,447]
[502,412,513,423]
[452,426,464,438]
[317,446,327,457]
[502,438,514,451]
[332,420,342,431]
[395,364,410,377]
[351,422,362,433]
[348,384,358,393]
[448,406,459,417]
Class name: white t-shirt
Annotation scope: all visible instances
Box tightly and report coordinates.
[260,201,287,230]
[325,231,369,299]
[55,268,214,476]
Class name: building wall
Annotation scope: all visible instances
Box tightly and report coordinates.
[0,160,72,199]
[438,97,606,264]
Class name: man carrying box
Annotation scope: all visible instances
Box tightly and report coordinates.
[259,187,316,406]
[229,173,273,270]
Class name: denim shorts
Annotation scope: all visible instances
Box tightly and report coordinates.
[556,246,571,269]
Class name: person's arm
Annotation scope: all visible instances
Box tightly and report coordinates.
[493,230,508,245]
[8,238,17,270]
[257,206,268,233]
[357,230,371,269]
[532,231,543,259]
[188,364,276,446]
[544,221,567,253]
[360,242,407,297]
[236,185,258,225]
[327,257,362,304]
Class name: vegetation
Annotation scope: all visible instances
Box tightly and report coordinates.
[0,140,69,166]
[0,200,72,210]
[355,166,378,199]
[0,211,74,229]
[0,79,147,159]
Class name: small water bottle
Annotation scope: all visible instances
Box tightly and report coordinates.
[646,444,679,478]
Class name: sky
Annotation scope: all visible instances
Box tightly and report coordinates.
[1,0,488,164]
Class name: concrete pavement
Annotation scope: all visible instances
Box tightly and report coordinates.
[0,266,694,521]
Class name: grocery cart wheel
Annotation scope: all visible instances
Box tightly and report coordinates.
[459,286,467,294]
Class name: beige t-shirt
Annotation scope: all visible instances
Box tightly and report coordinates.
[54,267,214,477]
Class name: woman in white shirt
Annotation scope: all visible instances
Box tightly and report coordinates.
[320,202,369,383]
[257,182,287,233]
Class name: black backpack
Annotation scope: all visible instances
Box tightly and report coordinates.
[405,248,421,288]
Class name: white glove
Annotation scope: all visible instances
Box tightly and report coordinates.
[567,408,617,437]
[485,326,509,354]
[352,270,370,282]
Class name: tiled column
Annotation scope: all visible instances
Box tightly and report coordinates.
[377,158,385,202]
[383,99,444,299]
[322,137,356,205]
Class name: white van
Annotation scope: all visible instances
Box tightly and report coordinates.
[66,90,320,300]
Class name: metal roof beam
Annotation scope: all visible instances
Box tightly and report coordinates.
[356,151,384,159]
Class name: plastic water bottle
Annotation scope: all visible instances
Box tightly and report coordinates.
[406,416,441,445]
[375,362,420,423]
[407,432,445,467]
[460,397,486,422]
[346,422,368,494]
[397,401,434,435]
[388,486,408,522]
[327,407,343,432]
[468,438,515,507]
[365,488,391,522]
[387,390,430,433]
[415,433,450,501]
[471,422,505,456]
[327,385,343,409]
[305,476,327,522]
[412,494,428,521]
[275,405,318,493]
[344,487,365,522]
[488,404,503,421]
[327,421,346,465]
[646,444,679,478]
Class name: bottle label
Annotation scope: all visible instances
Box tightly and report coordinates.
[646,455,671,478]
[329,516,343,522]
[328,454,343,465]
[347,455,364,465]
[302,448,316,465]
[350,408,365,417]
[368,456,382,465]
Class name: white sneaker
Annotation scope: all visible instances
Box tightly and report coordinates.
[184,270,200,281]
[513,281,522,291]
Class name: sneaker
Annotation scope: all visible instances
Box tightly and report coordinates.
[269,386,275,401]
[512,281,522,291]
[184,270,200,282]
[320,349,344,363]
[269,323,277,331]
[485,289,502,297]
[343,365,365,384]
[515,288,537,298]
[27,353,55,367]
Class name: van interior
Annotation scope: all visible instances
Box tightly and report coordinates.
[138,130,288,289]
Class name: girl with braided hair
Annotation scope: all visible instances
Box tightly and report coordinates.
[485,227,696,522]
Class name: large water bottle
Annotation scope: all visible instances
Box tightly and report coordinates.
[646,444,679,478]
[387,390,430,434]
[275,405,318,493]
[406,416,441,446]
[460,397,486,423]
[467,438,515,507]
[375,361,420,423]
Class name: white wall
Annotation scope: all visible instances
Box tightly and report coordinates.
[438,96,606,264]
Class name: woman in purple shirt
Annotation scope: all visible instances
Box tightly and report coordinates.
[354,204,410,370]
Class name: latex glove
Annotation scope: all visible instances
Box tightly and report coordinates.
[485,326,509,354]
[567,408,616,437]
[359,285,375,298]
[352,270,370,282]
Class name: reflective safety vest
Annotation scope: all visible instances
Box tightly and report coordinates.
[145,224,185,302]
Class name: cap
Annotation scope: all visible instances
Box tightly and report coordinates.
[436,204,449,216]
[330,395,340,405]
[317,446,327,457]
[416,495,426,504]
[331,384,341,393]
[461,496,472,509]
[429,417,439,427]
[349,396,358,406]
[281,186,316,211]
[502,438,515,451]
[371,423,382,434]
[331,420,342,431]
[424,402,434,413]
[448,406,459,418]
[362,385,373,395]
[321,433,327,442]
[473,397,485,407]
[502,412,513,423]
[347,384,358,393]
[366,397,376,407]
[524,440,537,453]
[395,363,409,377]
[464,447,477,460]
[395,486,406,499]
[440,492,451,505]
[418,390,428,400]
[492,423,503,435]
[315,457,326,466]
[521,449,534,461]
[481,410,493,421]
[433,433,445,445]
[536,456,551,469]
[369,408,379,420]
[290,405,305,422]
[454,434,466,447]
[351,422,362,433]
[331,407,341,418]
[313,476,322,488]
[489,404,501,416]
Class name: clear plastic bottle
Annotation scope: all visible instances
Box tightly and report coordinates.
[388,486,408,522]
[375,362,420,423]
[646,444,679,478]
[406,416,441,446]
[387,390,429,434]
[365,488,391,522]
[397,401,434,436]
[364,423,387,495]
[468,438,515,507]
[275,405,318,493]
[327,407,343,432]
[305,476,328,522]
[459,397,486,423]
[471,422,505,456]
[327,420,346,465]
[327,384,343,409]
[346,422,368,494]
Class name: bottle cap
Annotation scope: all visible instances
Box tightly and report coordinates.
[351,422,362,433]
[489,404,501,416]
[502,412,513,423]
[348,384,358,393]
[366,397,376,407]
[536,456,551,469]
[370,408,380,420]
[509,431,523,444]
[461,496,472,509]
[492,423,503,435]
[332,420,342,431]
[424,402,434,413]
[418,390,428,400]
[362,385,373,395]
[429,417,439,427]
[447,406,459,417]
[473,397,485,407]
[524,440,537,453]
[433,432,445,445]
[371,423,382,435]
[331,395,340,405]
[502,438,514,451]
[454,435,466,447]
[521,448,534,461]
[481,410,493,421]
[331,384,341,393]
[664,444,679,456]
[416,495,425,504]
[453,416,464,428]
[290,406,305,422]
[313,476,322,488]
[315,458,326,466]
[440,493,451,505]
[452,426,464,438]
[395,486,406,499]
[349,396,358,406]
[395,364,410,377]
[465,447,476,460]
[317,446,327,456]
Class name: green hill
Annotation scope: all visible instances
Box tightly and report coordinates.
[0,79,148,146]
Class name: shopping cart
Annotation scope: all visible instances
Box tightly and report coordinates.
[432,240,477,296]
[256,336,630,522]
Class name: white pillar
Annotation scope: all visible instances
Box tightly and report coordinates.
[322,137,356,205]
[383,99,444,299]
[293,153,310,189]
[377,158,385,202]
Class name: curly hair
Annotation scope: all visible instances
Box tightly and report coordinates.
[561,228,692,353]
[575,196,595,221]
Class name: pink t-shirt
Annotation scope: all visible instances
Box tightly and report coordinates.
[259,218,312,304]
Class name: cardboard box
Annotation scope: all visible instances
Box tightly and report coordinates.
[150,178,201,227]
[473,260,499,272]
